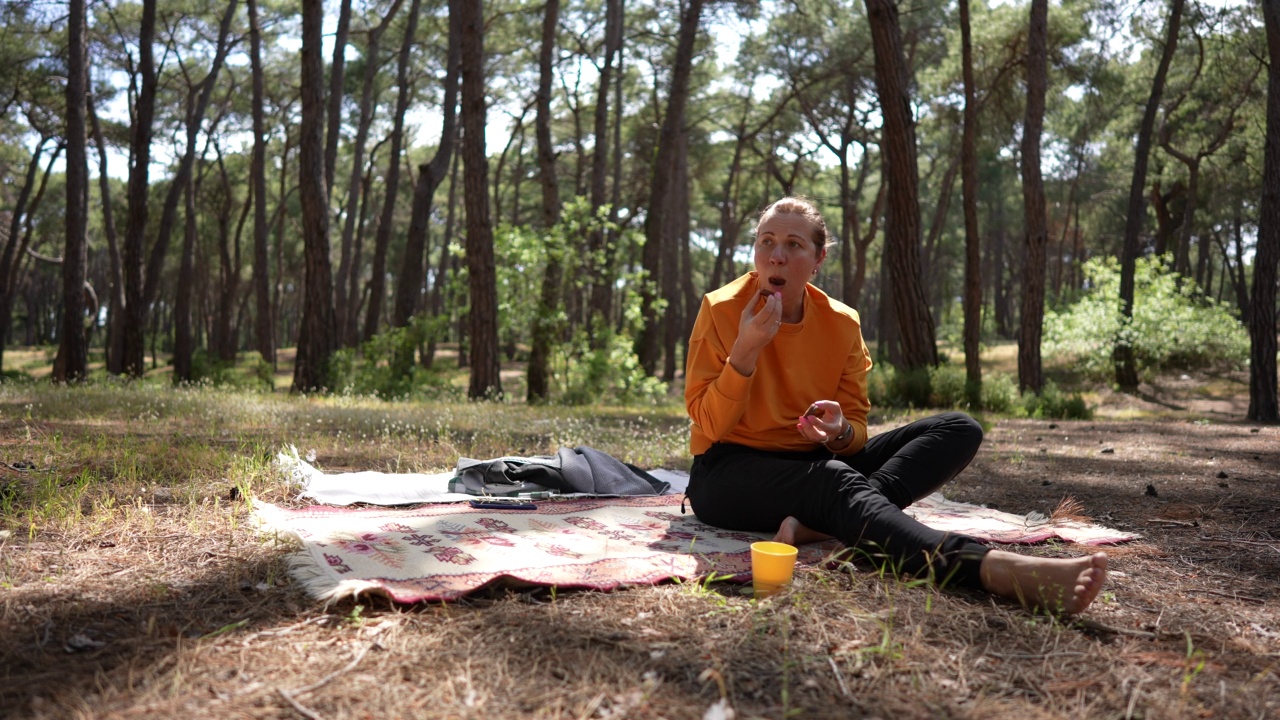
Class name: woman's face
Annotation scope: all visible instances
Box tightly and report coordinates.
[753,211,825,306]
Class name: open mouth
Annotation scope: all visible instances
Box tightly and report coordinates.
[767,276,786,288]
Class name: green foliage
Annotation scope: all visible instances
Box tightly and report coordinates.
[978,373,1019,414]
[1044,255,1249,381]
[330,316,461,401]
[493,197,617,360]
[870,362,1029,416]
[1020,380,1092,420]
[928,364,967,408]
[188,350,236,387]
[0,368,34,384]
[556,329,670,407]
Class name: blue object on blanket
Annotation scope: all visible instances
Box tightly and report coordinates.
[453,446,671,497]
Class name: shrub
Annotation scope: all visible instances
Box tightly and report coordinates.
[1020,380,1092,420]
[0,369,33,384]
[1044,255,1249,380]
[928,364,967,408]
[872,361,1021,415]
[330,316,461,401]
[979,373,1018,414]
[557,330,669,406]
[866,362,897,409]
[189,350,237,387]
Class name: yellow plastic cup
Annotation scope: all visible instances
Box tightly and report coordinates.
[750,541,798,598]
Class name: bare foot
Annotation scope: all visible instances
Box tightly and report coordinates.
[979,550,1108,615]
[774,516,835,546]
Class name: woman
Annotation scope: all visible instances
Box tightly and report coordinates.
[684,196,1106,614]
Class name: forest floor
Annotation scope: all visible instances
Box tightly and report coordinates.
[0,351,1277,719]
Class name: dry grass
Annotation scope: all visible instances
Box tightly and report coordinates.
[1,374,1278,719]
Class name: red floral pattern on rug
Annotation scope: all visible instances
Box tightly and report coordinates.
[257,496,831,602]
[255,494,1136,603]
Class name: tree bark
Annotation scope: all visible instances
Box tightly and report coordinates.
[142,0,238,319]
[586,0,623,343]
[215,148,247,362]
[56,0,89,382]
[0,138,54,373]
[394,0,461,330]
[1018,0,1048,394]
[88,96,127,376]
[1251,0,1278,422]
[325,0,353,196]
[362,0,422,342]
[527,0,563,403]
[293,0,338,392]
[864,0,936,370]
[662,122,689,382]
[425,148,463,368]
[636,0,704,376]
[959,0,982,397]
[459,0,502,399]
[173,152,201,383]
[1116,0,1183,390]
[335,0,406,347]
[122,0,158,377]
[248,0,275,366]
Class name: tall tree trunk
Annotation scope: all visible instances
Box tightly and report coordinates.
[273,134,291,354]
[335,0,405,347]
[711,134,748,291]
[0,138,54,373]
[527,0,562,403]
[662,123,690,383]
[123,0,158,377]
[325,0,353,196]
[850,179,886,310]
[991,200,1011,337]
[216,148,247,362]
[88,96,126,375]
[173,154,200,383]
[248,0,275,366]
[425,148,463,368]
[142,0,238,318]
[1250,0,1278,425]
[56,0,89,382]
[586,0,623,343]
[865,0,936,371]
[394,0,460,331]
[1116,0,1184,389]
[678,132,698,364]
[637,0,705,376]
[459,0,502,399]
[293,0,338,392]
[960,0,982,398]
[363,0,422,342]
[1018,0,1048,394]
[604,14,626,334]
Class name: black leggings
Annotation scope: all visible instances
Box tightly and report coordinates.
[686,412,991,590]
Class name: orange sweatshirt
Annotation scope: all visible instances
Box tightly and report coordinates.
[685,272,873,456]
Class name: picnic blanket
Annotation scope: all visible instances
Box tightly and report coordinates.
[254,478,1138,603]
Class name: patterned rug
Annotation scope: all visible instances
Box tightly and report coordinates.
[254,494,1138,604]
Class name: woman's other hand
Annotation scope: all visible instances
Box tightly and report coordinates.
[795,400,848,446]
[727,289,782,376]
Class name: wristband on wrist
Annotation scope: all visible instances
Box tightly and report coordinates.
[826,421,853,448]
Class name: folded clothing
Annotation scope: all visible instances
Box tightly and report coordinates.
[451,446,671,497]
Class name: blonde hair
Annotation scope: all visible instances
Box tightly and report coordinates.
[756,196,833,256]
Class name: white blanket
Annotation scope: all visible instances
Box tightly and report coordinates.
[277,448,690,506]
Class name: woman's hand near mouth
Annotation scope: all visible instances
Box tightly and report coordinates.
[727,284,783,377]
